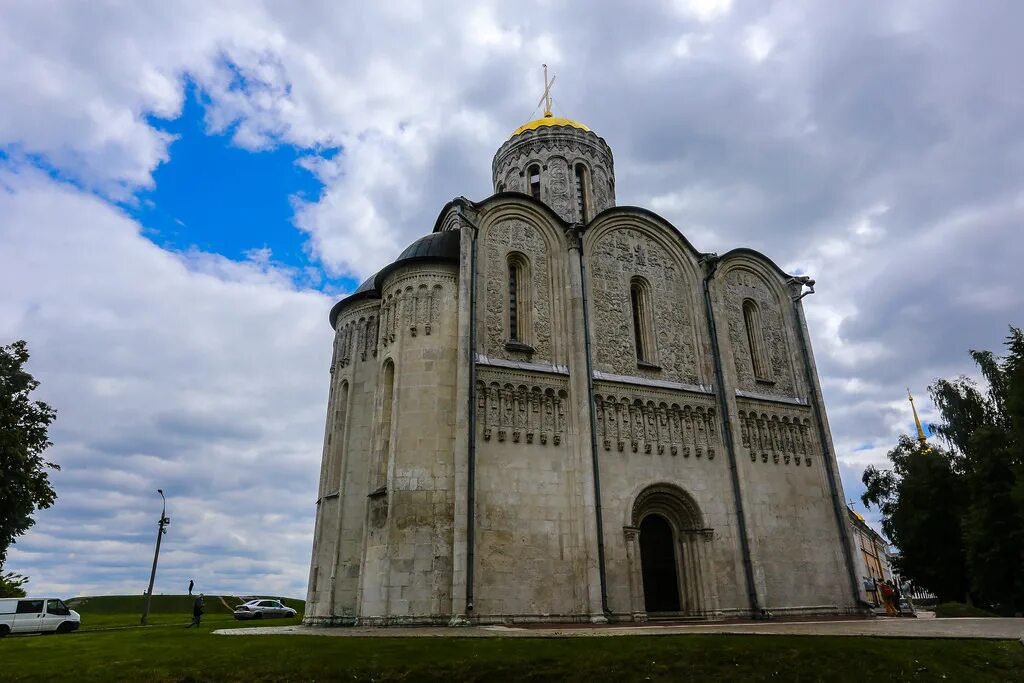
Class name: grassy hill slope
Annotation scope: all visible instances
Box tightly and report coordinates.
[64,594,304,630]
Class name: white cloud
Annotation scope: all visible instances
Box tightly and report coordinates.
[0,166,331,596]
[670,0,734,23]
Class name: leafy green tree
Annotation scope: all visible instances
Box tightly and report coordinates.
[862,435,970,602]
[931,328,1024,613]
[0,571,28,598]
[863,327,1024,612]
[0,340,59,570]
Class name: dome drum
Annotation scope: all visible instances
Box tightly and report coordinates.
[492,119,615,223]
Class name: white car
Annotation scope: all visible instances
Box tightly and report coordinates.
[233,599,296,620]
[0,598,81,636]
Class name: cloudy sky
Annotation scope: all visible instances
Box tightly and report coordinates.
[1,0,1020,599]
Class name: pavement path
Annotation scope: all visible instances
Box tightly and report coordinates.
[215,617,1024,640]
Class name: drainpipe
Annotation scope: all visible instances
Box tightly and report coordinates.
[789,277,861,608]
[457,201,479,613]
[701,255,760,616]
[576,227,610,615]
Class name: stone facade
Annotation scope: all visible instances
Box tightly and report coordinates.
[306,116,862,626]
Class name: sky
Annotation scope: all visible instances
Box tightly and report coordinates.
[1,0,1021,599]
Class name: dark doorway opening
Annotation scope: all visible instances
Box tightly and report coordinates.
[639,514,681,612]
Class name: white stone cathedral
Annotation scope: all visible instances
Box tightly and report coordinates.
[305,109,863,626]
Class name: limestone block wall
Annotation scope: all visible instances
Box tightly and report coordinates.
[594,382,749,618]
[306,297,381,623]
[733,398,850,611]
[472,366,590,619]
[359,262,459,624]
[712,255,855,614]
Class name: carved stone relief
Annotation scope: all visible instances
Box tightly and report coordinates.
[588,227,701,384]
[594,386,718,460]
[723,267,797,397]
[547,156,571,219]
[736,400,815,467]
[482,219,554,363]
[378,270,453,349]
[593,166,611,214]
[336,307,380,368]
[475,368,569,447]
[503,168,521,193]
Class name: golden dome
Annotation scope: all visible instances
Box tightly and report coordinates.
[511,113,591,137]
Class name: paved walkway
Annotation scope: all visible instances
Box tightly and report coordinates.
[215,617,1024,640]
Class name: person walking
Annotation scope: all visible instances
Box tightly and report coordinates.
[879,581,898,616]
[187,593,204,628]
[188,579,194,595]
[891,581,903,616]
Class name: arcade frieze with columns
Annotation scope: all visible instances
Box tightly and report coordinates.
[306,99,862,627]
[594,386,719,460]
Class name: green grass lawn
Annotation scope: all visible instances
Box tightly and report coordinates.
[2,623,1022,682]
[933,602,999,618]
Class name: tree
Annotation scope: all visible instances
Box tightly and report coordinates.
[0,571,28,598]
[931,328,1024,613]
[862,435,970,602]
[863,327,1024,613]
[0,340,59,569]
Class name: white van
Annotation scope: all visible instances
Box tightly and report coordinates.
[0,598,81,636]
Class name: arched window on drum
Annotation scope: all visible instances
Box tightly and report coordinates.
[528,164,542,200]
[574,163,590,222]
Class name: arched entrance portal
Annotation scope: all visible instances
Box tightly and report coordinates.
[639,514,681,612]
[626,483,716,619]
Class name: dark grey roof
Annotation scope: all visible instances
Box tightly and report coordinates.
[352,274,376,295]
[394,231,460,262]
[328,230,461,329]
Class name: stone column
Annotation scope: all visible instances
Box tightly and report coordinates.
[449,212,475,622]
[697,530,719,616]
[566,226,607,621]
[680,531,701,615]
[623,526,645,622]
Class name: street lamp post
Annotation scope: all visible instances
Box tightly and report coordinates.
[140,489,170,625]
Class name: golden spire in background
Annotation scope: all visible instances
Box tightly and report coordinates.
[908,388,929,451]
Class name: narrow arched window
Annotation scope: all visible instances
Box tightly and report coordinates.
[507,253,531,347]
[630,277,656,365]
[743,299,772,381]
[574,163,590,222]
[329,381,349,491]
[375,360,395,488]
[528,164,541,200]
[509,261,520,341]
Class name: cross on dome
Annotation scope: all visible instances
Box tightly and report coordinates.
[510,65,591,137]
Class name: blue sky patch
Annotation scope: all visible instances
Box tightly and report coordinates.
[126,86,356,292]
